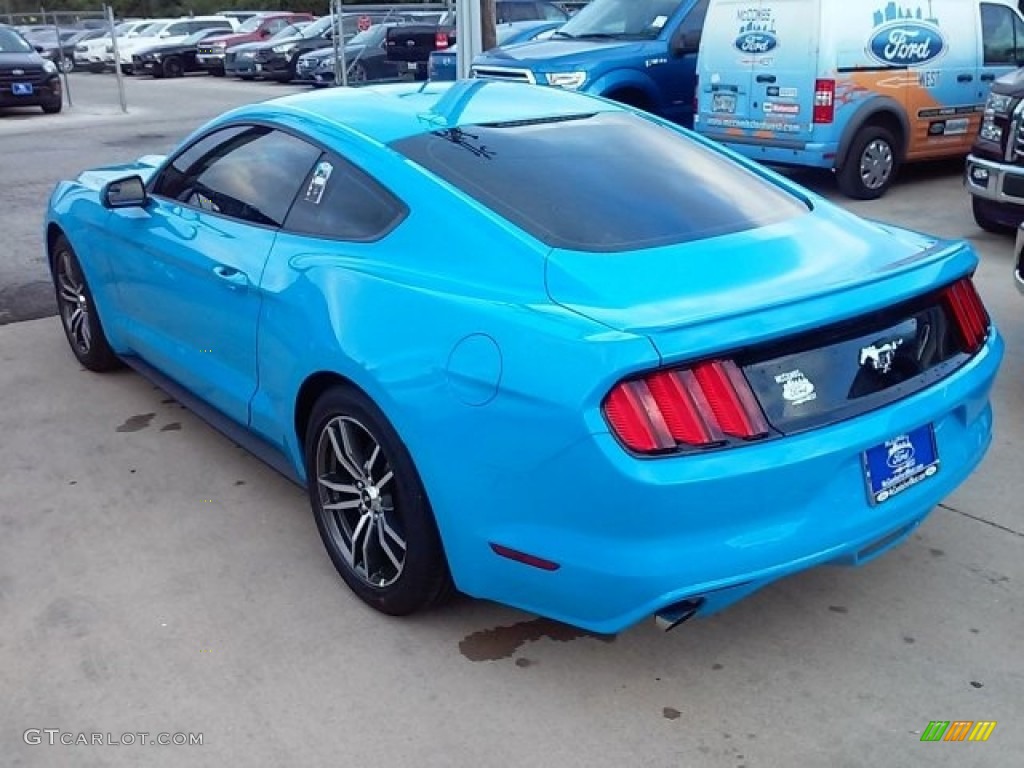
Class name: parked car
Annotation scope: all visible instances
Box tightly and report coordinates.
[45,80,1002,634]
[224,22,311,79]
[0,24,62,113]
[696,0,1024,199]
[197,11,315,76]
[966,68,1024,231]
[297,23,406,86]
[74,19,153,73]
[472,0,706,124]
[248,13,404,83]
[428,20,562,81]
[133,28,239,78]
[113,16,237,74]
[24,27,102,73]
[387,1,567,80]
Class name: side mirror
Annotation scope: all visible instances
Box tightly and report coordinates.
[673,30,700,56]
[102,175,148,209]
[34,45,45,53]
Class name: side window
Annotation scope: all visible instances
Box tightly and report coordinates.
[498,3,535,23]
[152,126,320,228]
[674,0,710,48]
[264,18,287,35]
[284,153,407,241]
[982,3,1017,64]
[539,3,569,21]
[165,22,190,37]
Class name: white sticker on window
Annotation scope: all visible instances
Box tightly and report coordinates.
[304,161,333,205]
[652,15,668,28]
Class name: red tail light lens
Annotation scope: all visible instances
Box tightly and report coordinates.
[435,31,449,49]
[942,277,990,353]
[604,360,769,455]
[813,79,835,124]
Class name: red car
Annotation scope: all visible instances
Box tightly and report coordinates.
[197,12,314,75]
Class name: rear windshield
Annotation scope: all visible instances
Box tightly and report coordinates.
[391,111,808,252]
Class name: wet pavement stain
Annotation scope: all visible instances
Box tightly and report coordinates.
[116,413,155,433]
[160,423,182,432]
[929,548,945,557]
[458,618,615,661]
[903,636,916,644]
[711,663,724,670]
[970,680,984,688]
[514,657,533,668]
[662,707,681,720]
[828,605,849,614]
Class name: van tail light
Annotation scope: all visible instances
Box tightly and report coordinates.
[603,360,770,454]
[813,78,835,124]
[942,277,990,354]
[435,30,449,49]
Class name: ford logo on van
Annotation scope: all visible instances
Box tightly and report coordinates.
[867,22,946,67]
[734,31,777,55]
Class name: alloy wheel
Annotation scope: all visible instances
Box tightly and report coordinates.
[315,416,407,588]
[56,249,91,354]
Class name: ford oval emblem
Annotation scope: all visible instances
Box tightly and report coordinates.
[12,68,25,75]
[733,31,777,55]
[867,21,945,67]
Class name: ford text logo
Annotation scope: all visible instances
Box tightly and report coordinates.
[733,31,777,55]
[867,22,945,67]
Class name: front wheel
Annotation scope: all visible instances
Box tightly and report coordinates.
[162,56,184,78]
[971,196,1014,233]
[41,99,62,114]
[58,55,74,73]
[305,386,454,616]
[51,235,120,371]
[836,126,900,200]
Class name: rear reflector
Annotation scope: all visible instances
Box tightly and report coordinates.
[942,277,990,353]
[813,79,835,124]
[435,31,449,49]
[604,359,769,455]
[490,543,560,571]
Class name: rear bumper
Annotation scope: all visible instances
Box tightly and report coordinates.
[448,333,1002,634]
[252,55,291,79]
[697,130,837,169]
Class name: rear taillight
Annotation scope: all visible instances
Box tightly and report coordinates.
[813,78,835,124]
[435,30,449,49]
[942,277,990,353]
[603,360,769,455]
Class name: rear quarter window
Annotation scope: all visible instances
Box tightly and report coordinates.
[391,111,808,252]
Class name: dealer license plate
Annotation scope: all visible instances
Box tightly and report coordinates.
[12,82,33,96]
[863,424,939,505]
[712,91,736,113]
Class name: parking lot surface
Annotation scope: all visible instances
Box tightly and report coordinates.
[1,74,1022,767]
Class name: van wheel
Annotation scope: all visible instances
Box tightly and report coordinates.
[837,126,899,200]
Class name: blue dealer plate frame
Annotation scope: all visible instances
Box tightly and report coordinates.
[12,82,33,96]
[863,424,940,505]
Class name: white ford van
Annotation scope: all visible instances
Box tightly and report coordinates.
[695,0,1024,198]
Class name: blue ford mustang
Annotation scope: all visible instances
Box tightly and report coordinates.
[45,81,1003,634]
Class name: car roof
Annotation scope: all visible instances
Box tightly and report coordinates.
[226,80,625,145]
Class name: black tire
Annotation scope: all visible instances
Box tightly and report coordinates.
[87,62,105,73]
[58,55,74,73]
[162,56,184,78]
[305,385,454,616]
[41,100,62,114]
[238,74,255,81]
[51,235,120,372]
[209,67,225,77]
[836,125,900,200]
[971,196,1013,234]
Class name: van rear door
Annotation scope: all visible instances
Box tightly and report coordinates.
[697,0,819,148]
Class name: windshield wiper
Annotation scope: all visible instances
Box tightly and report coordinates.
[551,30,575,39]
[571,32,626,40]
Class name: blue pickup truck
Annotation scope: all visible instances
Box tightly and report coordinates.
[472,0,709,127]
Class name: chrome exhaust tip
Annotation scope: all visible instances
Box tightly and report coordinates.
[654,598,703,632]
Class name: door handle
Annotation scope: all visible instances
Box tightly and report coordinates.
[980,73,996,82]
[212,265,249,289]
[756,74,776,83]
[957,73,974,83]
